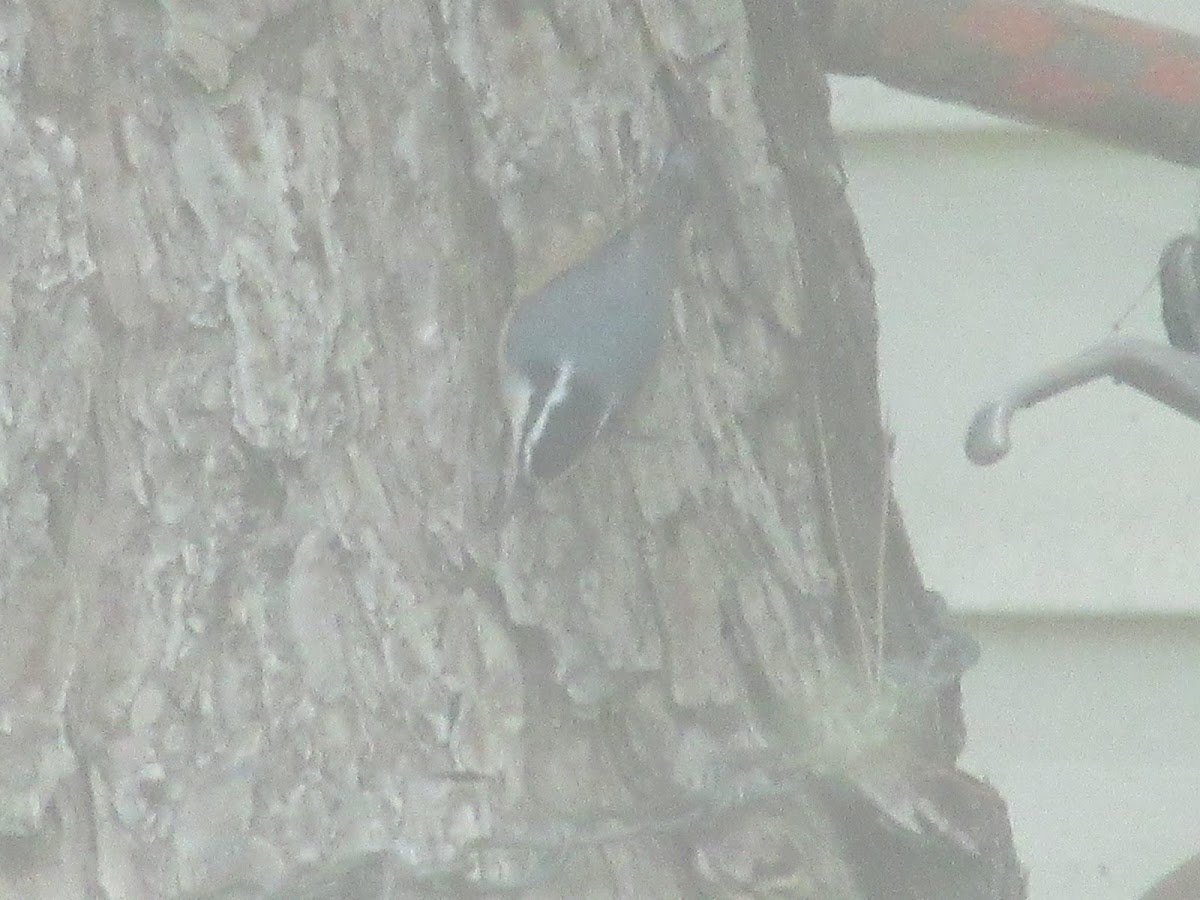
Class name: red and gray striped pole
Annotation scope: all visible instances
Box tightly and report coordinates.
[824,0,1200,168]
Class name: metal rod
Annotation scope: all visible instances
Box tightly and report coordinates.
[826,0,1200,168]
[966,337,1200,464]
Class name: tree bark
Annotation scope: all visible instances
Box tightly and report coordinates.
[0,0,1024,897]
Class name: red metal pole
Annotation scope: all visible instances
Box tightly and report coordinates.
[825,0,1200,168]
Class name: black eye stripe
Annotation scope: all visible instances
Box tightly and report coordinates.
[521,361,573,465]
[518,360,570,447]
[522,360,565,403]
[518,365,610,480]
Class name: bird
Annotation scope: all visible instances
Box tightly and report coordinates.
[497,143,702,502]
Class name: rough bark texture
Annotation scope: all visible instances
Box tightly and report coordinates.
[0,0,1024,897]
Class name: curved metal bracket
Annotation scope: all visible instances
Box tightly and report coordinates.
[966,337,1200,465]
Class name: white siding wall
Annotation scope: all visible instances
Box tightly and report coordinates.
[831,3,1200,895]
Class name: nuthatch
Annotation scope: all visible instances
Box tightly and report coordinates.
[498,144,701,496]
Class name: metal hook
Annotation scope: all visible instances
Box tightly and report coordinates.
[965,338,1200,464]
[966,234,1200,465]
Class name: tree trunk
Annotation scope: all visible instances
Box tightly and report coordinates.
[0,0,1024,897]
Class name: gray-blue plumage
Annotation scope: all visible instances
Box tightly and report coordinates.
[500,145,701,480]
